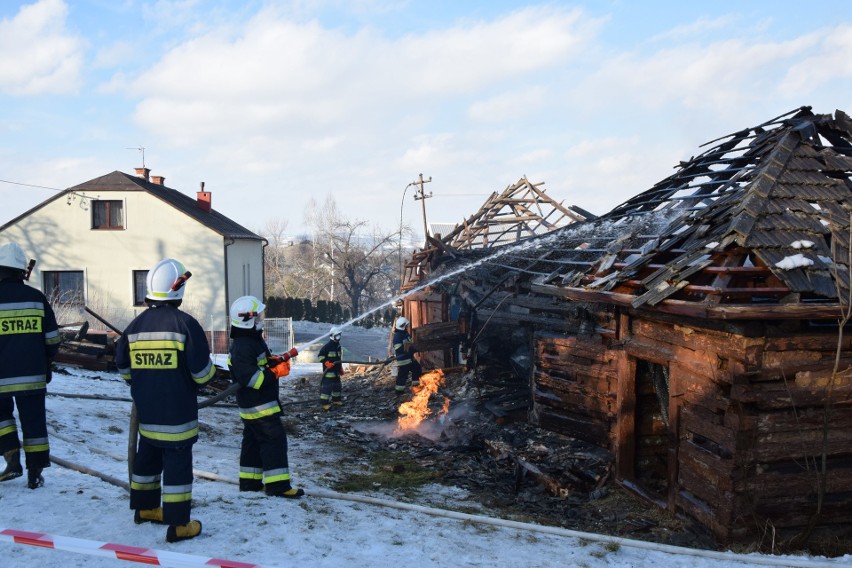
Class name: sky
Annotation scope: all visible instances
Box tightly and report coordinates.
[1,0,851,241]
[2,322,851,567]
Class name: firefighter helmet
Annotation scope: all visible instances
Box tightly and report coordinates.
[0,242,27,271]
[146,258,192,301]
[230,295,266,329]
[330,326,342,341]
[395,316,409,330]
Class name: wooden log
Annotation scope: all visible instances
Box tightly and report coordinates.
[735,458,852,496]
[483,439,573,497]
[631,318,754,354]
[679,405,737,456]
[754,406,852,435]
[730,380,852,409]
[535,409,611,447]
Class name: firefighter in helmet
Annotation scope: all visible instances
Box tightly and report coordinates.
[227,295,304,498]
[115,258,216,543]
[0,242,60,489]
[392,316,421,393]
[317,326,344,411]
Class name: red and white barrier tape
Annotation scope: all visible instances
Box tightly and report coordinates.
[0,528,272,568]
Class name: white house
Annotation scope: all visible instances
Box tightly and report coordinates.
[0,167,265,349]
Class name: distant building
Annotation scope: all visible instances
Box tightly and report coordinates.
[0,168,265,348]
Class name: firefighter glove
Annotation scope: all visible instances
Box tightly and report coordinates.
[323,360,336,370]
[270,359,290,379]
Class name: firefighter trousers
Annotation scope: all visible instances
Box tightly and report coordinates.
[319,375,342,405]
[239,414,292,494]
[395,359,422,389]
[0,392,49,470]
[130,437,194,526]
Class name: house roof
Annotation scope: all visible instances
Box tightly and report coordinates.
[26,170,262,240]
[1,170,262,240]
[429,107,852,318]
[400,177,594,290]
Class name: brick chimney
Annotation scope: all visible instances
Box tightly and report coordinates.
[197,182,211,213]
[151,175,165,185]
[135,167,150,181]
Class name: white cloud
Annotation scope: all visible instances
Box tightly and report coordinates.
[468,87,546,123]
[648,15,740,43]
[780,24,852,95]
[0,0,85,95]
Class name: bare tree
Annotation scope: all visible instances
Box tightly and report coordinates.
[306,195,401,317]
[259,218,289,298]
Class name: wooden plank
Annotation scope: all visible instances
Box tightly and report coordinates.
[529,283,847,320]
[615,348,635,480]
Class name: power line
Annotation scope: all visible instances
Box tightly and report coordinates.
[0,178,67,191]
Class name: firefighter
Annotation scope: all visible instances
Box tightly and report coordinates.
[227,295,304,498]
[0,242,60,489]
[115,258,216,543]
[317,327,344,411]
[392,316,421,394]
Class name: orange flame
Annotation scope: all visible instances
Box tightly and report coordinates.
[395,369,448,432]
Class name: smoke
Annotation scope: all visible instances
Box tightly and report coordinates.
[353,401,474,442]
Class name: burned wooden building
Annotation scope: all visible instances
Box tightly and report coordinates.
[402,107,852,546]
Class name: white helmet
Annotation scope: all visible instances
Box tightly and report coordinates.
[330,326,342,341]
[230,295,266,329]
[395,316,409,330]
[0,242,27,271]
[146,258,191,301]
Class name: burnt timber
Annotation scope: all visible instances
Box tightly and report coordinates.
[400,107,852,548]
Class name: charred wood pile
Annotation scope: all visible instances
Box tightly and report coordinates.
[56,325,119,371]
[282,360,713,549]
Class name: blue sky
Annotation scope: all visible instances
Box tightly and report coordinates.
[1,0,851,239]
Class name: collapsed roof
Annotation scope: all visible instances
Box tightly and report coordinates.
[428,107,852,319]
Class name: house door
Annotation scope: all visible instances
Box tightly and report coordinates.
[634,359,670,498]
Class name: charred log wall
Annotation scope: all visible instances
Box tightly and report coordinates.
[531,305,852,545]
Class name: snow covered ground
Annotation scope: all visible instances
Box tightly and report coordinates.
[1,324,850,567]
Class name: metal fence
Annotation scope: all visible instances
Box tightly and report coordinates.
[206,317,295,356]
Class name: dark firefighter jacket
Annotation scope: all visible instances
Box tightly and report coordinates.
[227,326,281,421]
[115,302,215,447]
[317,339,342,379]
[0,278,61,397]
[392,328,415,367]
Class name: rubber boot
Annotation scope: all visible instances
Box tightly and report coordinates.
[166,520,202,543]
[0,449,23,481]
[266,486,304,499]
[134,507,165,524]
[27,467,44,489]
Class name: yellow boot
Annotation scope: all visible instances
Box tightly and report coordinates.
[0,449,22,482]
[134,507,164,524]
[166,520,202,543]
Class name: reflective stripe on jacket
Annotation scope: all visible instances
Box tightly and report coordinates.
[392,329,414,367]
[228,326,281,420]
[114,303,214,447]
[317,339,342,378]
[0,280,60,397]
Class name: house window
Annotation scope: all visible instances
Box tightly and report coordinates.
[92,200,124,229]
[43,271,84,305]
[133,270,148,306]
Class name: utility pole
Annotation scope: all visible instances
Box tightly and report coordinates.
[412,173,432,243]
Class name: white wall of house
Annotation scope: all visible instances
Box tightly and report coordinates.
[2,189,239,331]
[225,238,264,310]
